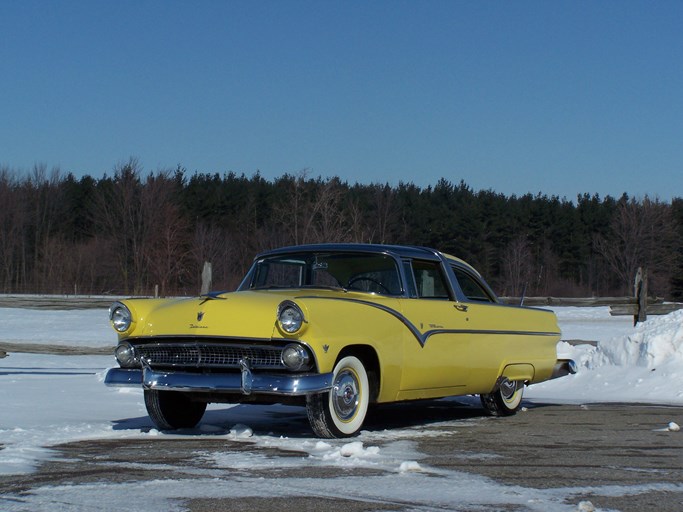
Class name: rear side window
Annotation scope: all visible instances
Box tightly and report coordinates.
[452,266,494,303]
[411,260,450,299]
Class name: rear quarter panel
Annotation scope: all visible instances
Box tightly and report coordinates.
[463,303,561,392]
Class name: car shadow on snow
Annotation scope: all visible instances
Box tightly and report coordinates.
[111,396,496,438]
[363,396,492,431]
[111,403,312,436]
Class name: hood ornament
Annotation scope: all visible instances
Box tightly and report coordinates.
[199,292,227,305]
[197,311,205,322]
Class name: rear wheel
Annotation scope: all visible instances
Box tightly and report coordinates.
[306,356,369,438]
[480,379,524,416]
[144,389,207,430]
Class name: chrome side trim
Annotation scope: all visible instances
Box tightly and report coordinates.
[422,328,561,340]
[104,367,333,396]
[295,295,561,347]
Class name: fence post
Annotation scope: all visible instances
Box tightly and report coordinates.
[201,262,212,295]
[634,267,648,326]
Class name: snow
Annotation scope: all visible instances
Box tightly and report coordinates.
[526,307,683,405]
[0,307,116,347]
[1,305,682,510]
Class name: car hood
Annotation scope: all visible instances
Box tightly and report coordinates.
[128,291,289,339]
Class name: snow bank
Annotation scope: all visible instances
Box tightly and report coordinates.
[594,309,683,368]
[527,308,683,405]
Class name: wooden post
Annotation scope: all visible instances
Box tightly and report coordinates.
[201,261,212,295]
[154,284,159,298]
[634,267,648,326]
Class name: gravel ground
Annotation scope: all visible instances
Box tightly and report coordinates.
[1,402,681,511]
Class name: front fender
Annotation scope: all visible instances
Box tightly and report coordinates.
[294,295,407,401]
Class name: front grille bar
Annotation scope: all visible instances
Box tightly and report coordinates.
[132,342,285,370]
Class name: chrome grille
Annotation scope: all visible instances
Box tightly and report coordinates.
[132,342,285,370]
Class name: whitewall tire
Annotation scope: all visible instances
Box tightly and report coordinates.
[306,355,370,438]
[480,379,524,416]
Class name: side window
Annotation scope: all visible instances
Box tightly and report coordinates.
[402,260,417,297]
[452,266,494,303]
[411,260,450,299]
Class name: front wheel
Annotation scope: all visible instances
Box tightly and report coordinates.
[306,355,370,438]
[144,389,207,430]
[480,379,524,416]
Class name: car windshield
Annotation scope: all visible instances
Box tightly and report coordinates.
[248,252,402,295]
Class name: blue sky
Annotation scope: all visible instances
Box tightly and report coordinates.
[1,1,681,200]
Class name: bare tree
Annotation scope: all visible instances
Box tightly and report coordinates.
[371,183,397,244]
[70,236,117,294]
[142,173,192,296]
[308,177,353,243]
[500,235,533,296]
[144,202,190,296]
[91,159,147,294]
[0,168,27,291]
[27,165,65,291]
[272,172,353,245]
[594,197,679,296]
[348,183,398,244]
[272,171,308,245]
[347,198,372,242]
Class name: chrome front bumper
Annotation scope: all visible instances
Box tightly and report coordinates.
[105,367,334,396]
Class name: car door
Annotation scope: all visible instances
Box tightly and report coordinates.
[398,259,472,394]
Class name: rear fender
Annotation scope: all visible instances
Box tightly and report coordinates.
[500,363,534,385]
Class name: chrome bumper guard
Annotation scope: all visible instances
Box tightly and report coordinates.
[104,366,333,396]
[550,358,578,379]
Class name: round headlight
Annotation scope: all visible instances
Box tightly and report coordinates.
[114,342,136,367]
[109,302,132,332]
[277,301,305,334]
[281,343,311,371]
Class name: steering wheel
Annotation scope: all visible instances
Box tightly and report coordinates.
[347,276,391,294]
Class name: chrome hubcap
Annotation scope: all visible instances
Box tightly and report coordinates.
[333,369,360,421]
[500,379,518,401]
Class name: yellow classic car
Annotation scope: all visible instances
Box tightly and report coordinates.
[105,244,575,438]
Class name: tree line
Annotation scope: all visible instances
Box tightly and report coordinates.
[1,160,681,299]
